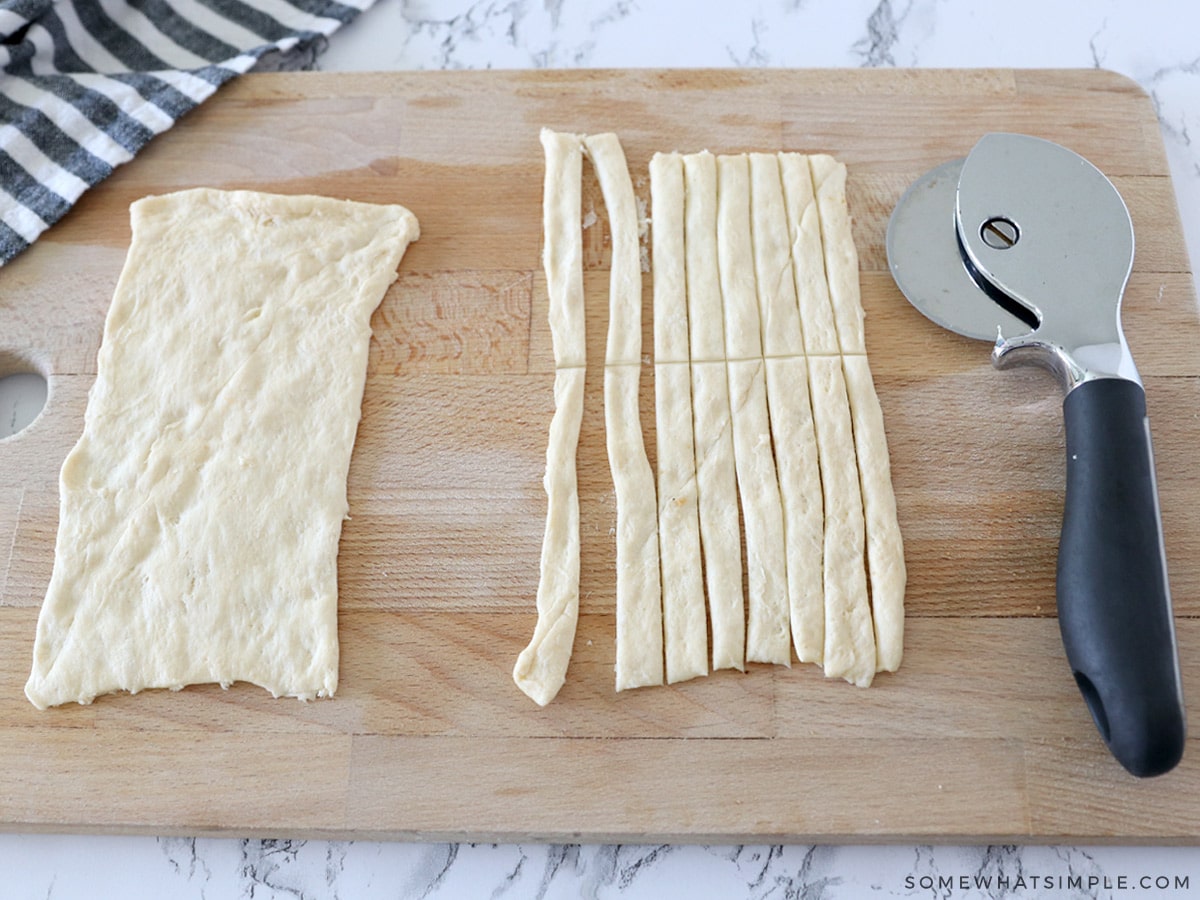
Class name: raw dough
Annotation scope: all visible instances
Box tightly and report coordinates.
[808,356,876,687]
[650,152,691,367]
[605,365,665,691]
[763,356,824,664]
[25,188,419,709]
[514,129,588,706]
[749,153,824,664]
[779,153,839,357]
[585,132,663,691]
[716,154,789,667]
[683,151,745,671]
[541,129,588,369]
[748,153,805,359]
[650,151,707,684]
[513,365,587,705]
[682,152,728,363]
[810,155,866,355]
[843,349,906,672]
[587,132,645,369]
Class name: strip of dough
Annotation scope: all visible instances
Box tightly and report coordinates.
[779,153,839,357]
[683,152,729,364]
[605,365,665,690]
[808,356,876,687]
[809,155,865,355]
[585,132,663,691]
[683,151,744,671]
[717,153,789,666]
[514,129,587,706]
[513,367,586,704]
[808,154,906,674]
[763,356,824,664]
[748,153,805,359]
[689,361,743,671]
[651,152,691,367]
[650,152,707,684]
[541,130,588,369]
[750,153,824,664]
[26,188,419,709]
[843,355,905,672]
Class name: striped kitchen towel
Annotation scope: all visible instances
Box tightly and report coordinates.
[0,0,375,264]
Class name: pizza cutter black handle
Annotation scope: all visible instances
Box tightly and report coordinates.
[1058,377,1186,777]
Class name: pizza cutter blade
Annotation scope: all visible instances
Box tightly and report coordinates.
[886,133,1186,778]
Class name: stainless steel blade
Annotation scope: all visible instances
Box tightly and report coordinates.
[886,159,1033,342]
[956,133,1138,387]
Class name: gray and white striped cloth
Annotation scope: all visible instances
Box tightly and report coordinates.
[0,0,374,264]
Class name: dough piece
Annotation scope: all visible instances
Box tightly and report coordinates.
[586,132,644,368]
[682,151,727,363]
[808,356,876,687]
[25,188,419,709]
[585,132,663,691]
[715,154,763,362]
[726,359,790,666]
[779,153,839,357]
[843,354,906,673]
[808,155,905,674]
[606,365,665,690]
[690,361,744,672]
[809,154,866,355]
[748,153,805,359]
[513,367,587,704]
[541,129,588,369]
[764,355,824,665]
[653,363,707,683]
[749,153,824,663]
[650,152,707,684]
[717,154,789,666]
[514,129,587,706]
[650,152,691,366]
[684,151,744,671]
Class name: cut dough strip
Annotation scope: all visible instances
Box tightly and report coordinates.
[808,153,906,673]
[651,152,691,367]
[514,129,587,705]
[585,132,664,692]
[716,153,789,667]
[683,151,745,672]
[605,365,665,690]
[26,188,419,709]
[763,356,824,664]
[843,355,906,672]
[650,152,707,684]
[748,153,806,359]
[748,153,823,665]
[808,356,876,687]
[513,366,587,704]
[810,155,866,355]
[779,153,839,357]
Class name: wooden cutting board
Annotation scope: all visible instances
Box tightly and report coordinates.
[2,68,1198,843]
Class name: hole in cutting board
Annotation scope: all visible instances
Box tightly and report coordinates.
[0,356,48,439]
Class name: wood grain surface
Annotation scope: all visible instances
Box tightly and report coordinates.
[1,68,1198,842]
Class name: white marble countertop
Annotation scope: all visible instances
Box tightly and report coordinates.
[6,1,1200,897]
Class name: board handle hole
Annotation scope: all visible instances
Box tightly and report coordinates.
[1074,670,1111,743]
[0,352,49,440]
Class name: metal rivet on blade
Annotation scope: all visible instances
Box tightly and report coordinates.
[981,216,1020,249]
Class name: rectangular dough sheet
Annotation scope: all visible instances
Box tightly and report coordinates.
[25,188,419,709]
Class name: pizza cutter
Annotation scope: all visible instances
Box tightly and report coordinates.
[887,133,1186,777]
